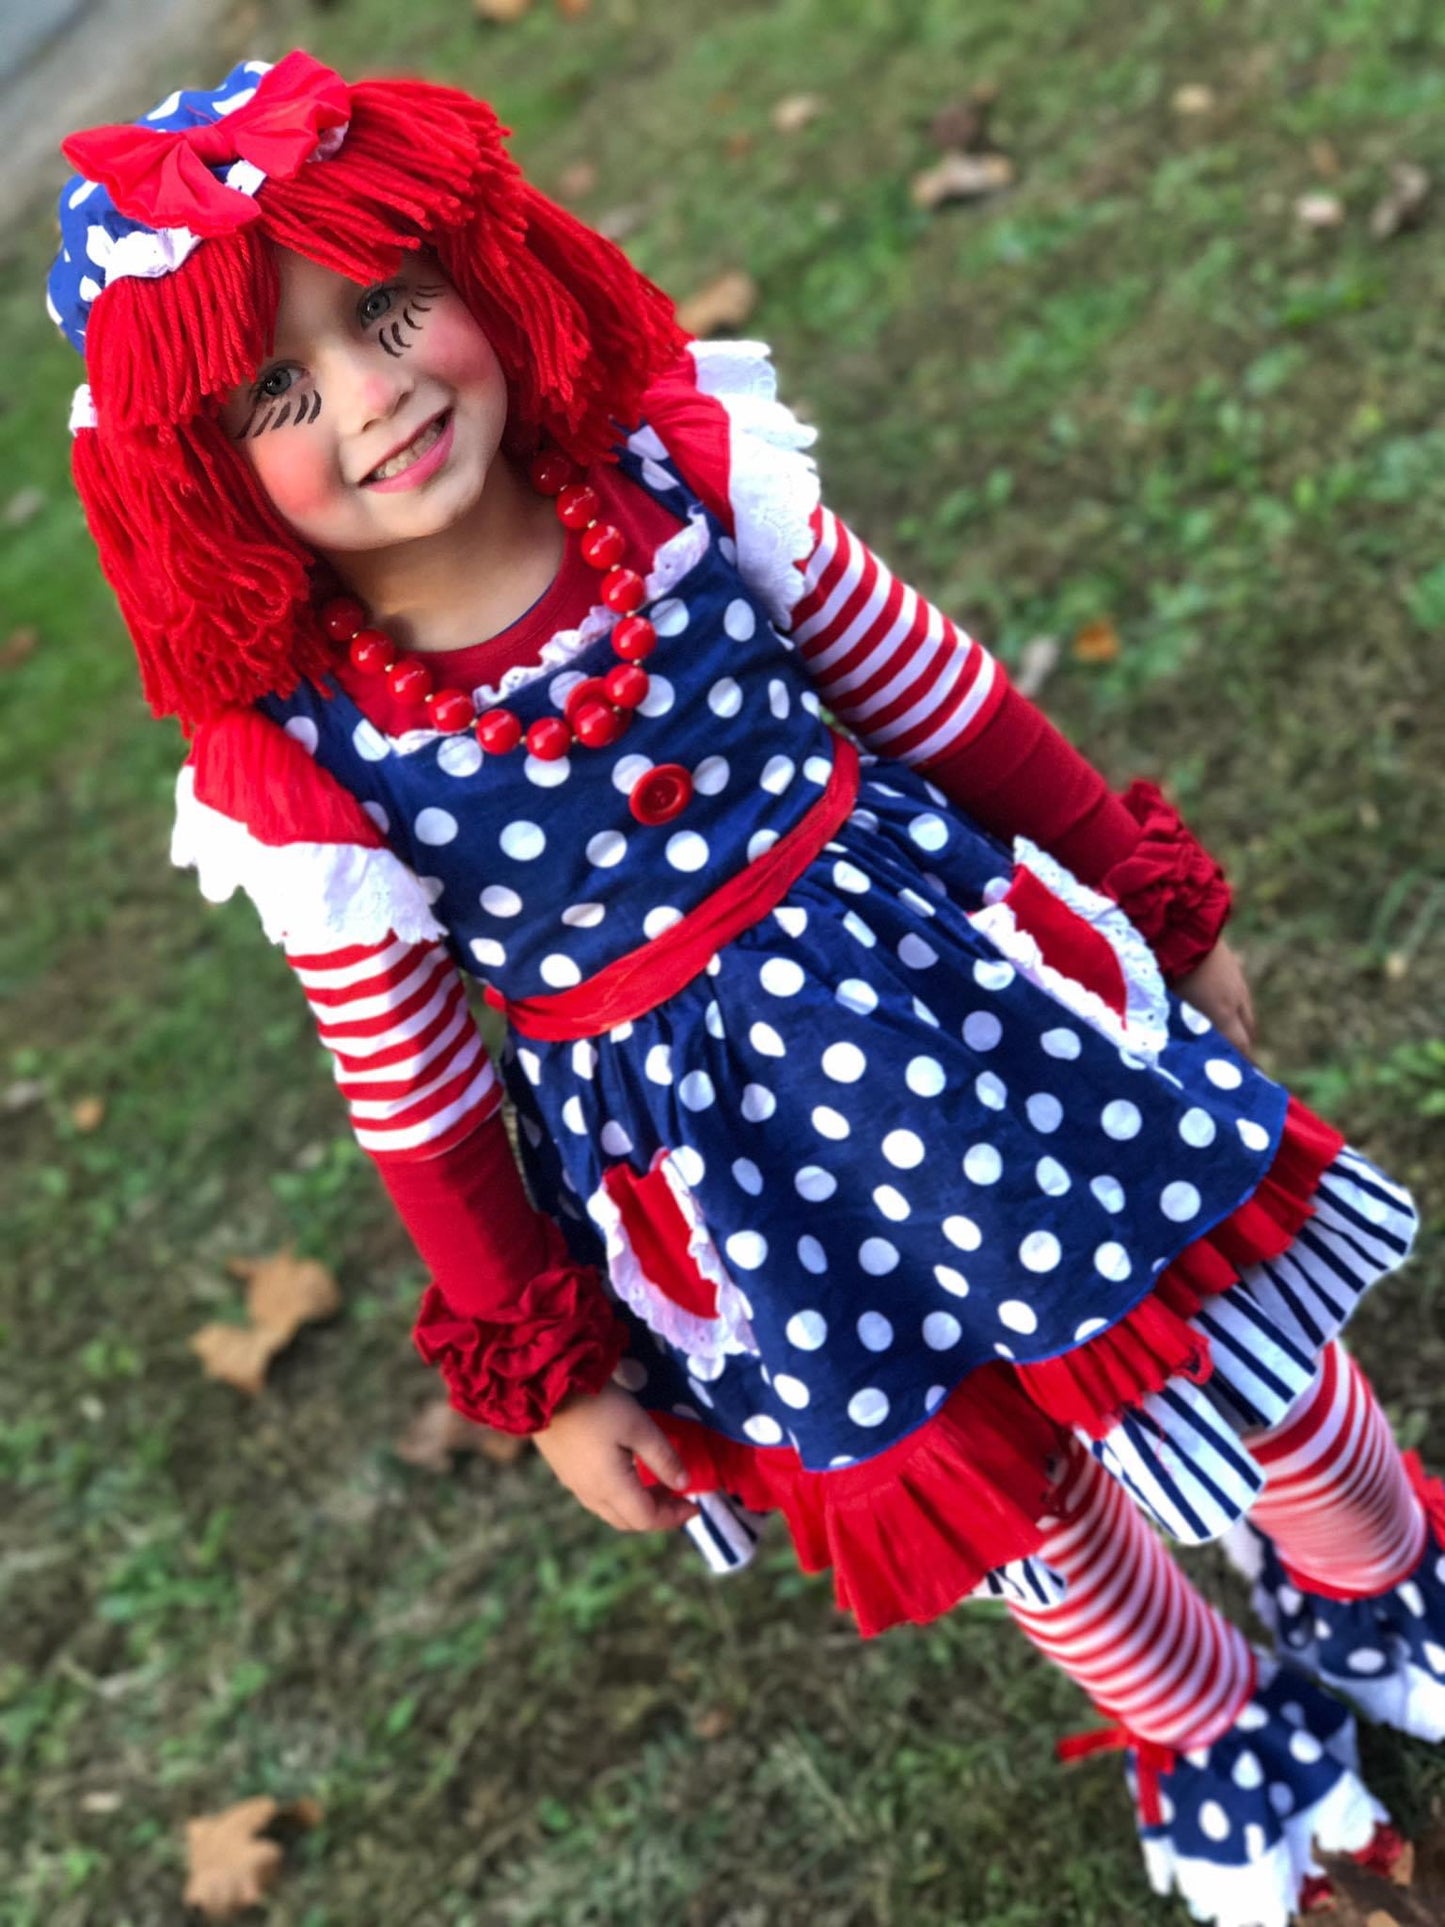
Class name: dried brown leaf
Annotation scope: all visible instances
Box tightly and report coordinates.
[1297,191,1346,230]
[183,1795,321,1919]
[1310,138,1342,179]
[556,160,598,201]
[724,130,755,162]
[927,92,996,155]
[771,93,825,136]
[474,0,531,19]
[556,0,591,14]
[1071,618,1122,665]
[1371,162,1429,240]
[909,151,1014,212]
[70,1095,105,1133]
[1171,83,1216,116]
[189,1323,284,1398]
[675,271,758,338]
[1,627,38,669]
[229,1248,341,1344]
[690,1705,734,1740]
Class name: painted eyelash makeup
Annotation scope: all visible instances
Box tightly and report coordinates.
[232,388,321,439]
[378,283,443,358]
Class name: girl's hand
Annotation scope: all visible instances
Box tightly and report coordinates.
[534,1383,698,1533]
[1173,936,1257,1059]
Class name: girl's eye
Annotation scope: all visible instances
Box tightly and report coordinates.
[256,366,296,401]
[359,285,396,326]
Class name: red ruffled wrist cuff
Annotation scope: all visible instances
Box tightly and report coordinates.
[412,1262,627,1435]
[1099,780,1232,984]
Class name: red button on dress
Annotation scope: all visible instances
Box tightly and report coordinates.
[630,763,694,826]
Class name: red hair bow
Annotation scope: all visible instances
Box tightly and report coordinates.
[61,50,350,239]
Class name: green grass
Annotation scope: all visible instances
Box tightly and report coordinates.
[3,0,1445,1920]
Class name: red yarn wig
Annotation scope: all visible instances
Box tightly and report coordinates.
[70,73,687,730]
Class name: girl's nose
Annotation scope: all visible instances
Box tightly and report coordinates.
[333,350,412,436]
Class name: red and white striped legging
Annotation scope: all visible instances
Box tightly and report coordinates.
[1009,1342,1423,1747]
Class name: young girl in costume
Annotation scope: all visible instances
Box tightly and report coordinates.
[51,50,1442,1925]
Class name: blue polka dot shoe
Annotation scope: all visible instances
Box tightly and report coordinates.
[1065,1657,1386,1927]
[1228,1464,1445,1744]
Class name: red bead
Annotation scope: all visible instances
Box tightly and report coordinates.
[556,483,600,530]
[604,662,649,709]
[349,628,396,675]
[526,716,574,761]
[563,676,612,723]
[475,708,522,754]
[573,700,628,749]
[528,451,576,496]
[612,615,657,661]
[431,690,475,734]
[601,568,646,615]
[630,763,693,826]
[388,659,434,703]
[322,595,367,642]
[580,522,626,570]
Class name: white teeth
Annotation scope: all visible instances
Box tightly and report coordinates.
[368,414,445,482]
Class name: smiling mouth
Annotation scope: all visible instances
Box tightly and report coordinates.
[362,410,451,485]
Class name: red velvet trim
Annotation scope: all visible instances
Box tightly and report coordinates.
[1099,780,1233,984]
[603,1157,719,1320]
[999,866,1129,1020]
[651,1093,1348,1635]
[189,707,386,848]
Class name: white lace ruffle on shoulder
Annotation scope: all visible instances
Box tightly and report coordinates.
[171,765,445,951]
[687,339,821,630]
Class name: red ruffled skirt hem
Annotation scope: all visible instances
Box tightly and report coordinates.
[654,1093,1347,1637]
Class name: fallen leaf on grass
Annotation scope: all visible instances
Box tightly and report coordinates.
[676,271,758,338]
[1171,83,1216,116]
[556,0,591,14]
[771,93,824,135]
[556,159,597,200]
[1371,161,1429,240]
[70,1095,105,1132]
[690,1705,734,1740]
[190,1323,286,1399]
[927,85,998,156]
[1071,618,1122,665]
[1297,191,1346,230]
[191,1248,341,1395]
[724,130,755,162]
[184,1795,321,1919]
[396,1397,530,1471]
[474,0,531,19]
[3,1077,45,1113]
[910,151,1014,212]
[1,627,38,669]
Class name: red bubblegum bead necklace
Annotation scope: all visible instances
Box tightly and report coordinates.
[319,450,658,760]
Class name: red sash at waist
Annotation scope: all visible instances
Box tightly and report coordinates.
[484,733,861,1042]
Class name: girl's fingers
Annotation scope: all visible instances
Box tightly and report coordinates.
[622,1410,690,1494]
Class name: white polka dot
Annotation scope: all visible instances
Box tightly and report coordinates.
[540,953,582,989]
[353,719,390,761]
[650,596,689,637]
[725,1230,767,1270]
[1235,1702,1269,1733]
[1400,1581,1425,1617]
[833,860,870,894]
[843,911,877,948]
[812,1105,850,1140]
[1179,1107,1217,1148]
[1288,1731,1323,1765]
[363,801,390,835]
[759,754,796,795]
[612,754,653,795]
[1073,1317,1107,1341]
[760,957,805,997]
[1091,1175,1126,1213]
[900,889,936,922]
[998,1300,1039,1335]
[743,1414,783,1445]
[943,1215,982,1252]
[1205,1057,1244,1090]
[1094,1242,1131,1283]
[1041,1028,1082,1060]
[1268,1782,1294,1818]
[1277,1585,1303,1615]
[848,1388,890,1427]
[908,813,949,853]
[883,1130,925,1170]
[639,675,675,719]
[644,1044,672,1085]
[1423,1640,1445,1674]
[964,1144,1002,1185]
[561,902,605,928]
[935,1265,970,1297]
[415,807,458,846]
[857,1308,895,1349]
[773,1373,810,1409]
[672,1144,705,1187]
[470,937,506,967]
[1026,1093,1063,1134]
[708,676,743,718]
[587,830,626,868]
[732,1157,763,1195]
[705,1000,725,1039]
[680,1070,716,1112]
[612,1357,647,1392]
[572,1041,598,1080]
[609,1021,634,1042]
[500,820,545,861]
[976,1071,1007,1110]
[773,905,808,939]
[873,1185,910,1222]
[837,979,878,1015]
[1101,1099,1142,1140]
[963,1011,1002,1052]
[517,1048,542,1085]
[768,680,794,722]
[822,1041,866,1083]
[561,1094,587,1135]
[923,1312,962,1351]
[907,1056,946,1098]
[1160,1181,1201,1223]
[694,754,730,795]
[525,753,571,788]
[741,1084,775,1122]
[666,830,709,872]
[787,1310,827,1350]
[925,1385,947,1413]
[974,958,1015,992]
[749,1021,786,1058]
[1035,1156,1071,1196]
[1020,1231,1061,1272]
[643,906,682,938]
[549,670,586,710]
[803,755,832,784]
[481,884,522,917]
[898,934,938,970]
[798,1235,828,1274]
[782,1167,838,1215]
[748,829,780,862]
[285,715,319,754]
[437,733,482,777]
[1180,1002,1212,1035]
[1345,1648,1387,1674]
[724,598,756,640]
[1238,1118,1271,1152]
[1198,1801,1230,1843]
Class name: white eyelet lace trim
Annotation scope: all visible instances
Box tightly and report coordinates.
[968,837,1171,1060]
[170,765,445,949]
[69,383,97,435]
[587,1151,759,1366]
